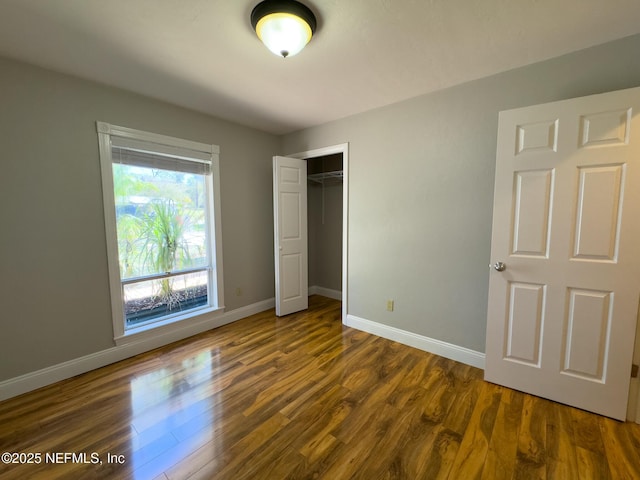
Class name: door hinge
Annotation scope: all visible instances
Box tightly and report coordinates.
[632,364,639,378]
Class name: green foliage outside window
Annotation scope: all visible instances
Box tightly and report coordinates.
[113,164,207,313]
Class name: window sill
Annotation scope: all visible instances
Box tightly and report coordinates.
[114,306,225,347]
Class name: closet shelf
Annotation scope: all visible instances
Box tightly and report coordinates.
[308,170,343,185]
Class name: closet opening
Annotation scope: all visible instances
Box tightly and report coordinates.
[306,153,343,301]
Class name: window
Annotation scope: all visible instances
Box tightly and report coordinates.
[97,122,223,342]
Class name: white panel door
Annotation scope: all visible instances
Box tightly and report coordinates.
[485,87,640,420]
[273,156,308,316]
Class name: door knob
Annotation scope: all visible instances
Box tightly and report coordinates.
[490,261,506,272]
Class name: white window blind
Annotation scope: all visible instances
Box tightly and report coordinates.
[110,136,212,175]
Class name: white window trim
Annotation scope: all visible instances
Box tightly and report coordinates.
[96,122,225,345]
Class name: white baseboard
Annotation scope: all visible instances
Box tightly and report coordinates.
[309,286,342,301]
[345,314,485,369]
[0,298,275,402]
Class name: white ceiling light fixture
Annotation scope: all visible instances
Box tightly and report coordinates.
[251,0,317,58]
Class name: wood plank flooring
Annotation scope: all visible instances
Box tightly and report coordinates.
[1,295,639,479]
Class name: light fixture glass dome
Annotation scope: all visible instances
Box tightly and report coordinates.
[251,0,317,58]
[255,13,312,58]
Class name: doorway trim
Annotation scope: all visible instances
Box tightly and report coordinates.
[287,143,349,323]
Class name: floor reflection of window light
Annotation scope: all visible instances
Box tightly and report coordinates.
[128,350,222,477]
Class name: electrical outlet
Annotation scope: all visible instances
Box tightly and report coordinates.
[235,287,242,296]
[386,300,394,312]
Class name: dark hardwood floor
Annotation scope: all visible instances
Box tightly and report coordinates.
[1,295,639,479]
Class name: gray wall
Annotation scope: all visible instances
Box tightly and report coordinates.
[0,57,279,381]
[308,182,343,291]
[282,34,640,353]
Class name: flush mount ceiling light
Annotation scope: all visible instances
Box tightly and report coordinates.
[251,0,317,58]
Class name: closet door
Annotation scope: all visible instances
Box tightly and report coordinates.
[273,156,308,316]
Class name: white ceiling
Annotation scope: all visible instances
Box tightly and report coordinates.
[1,0,639,134]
